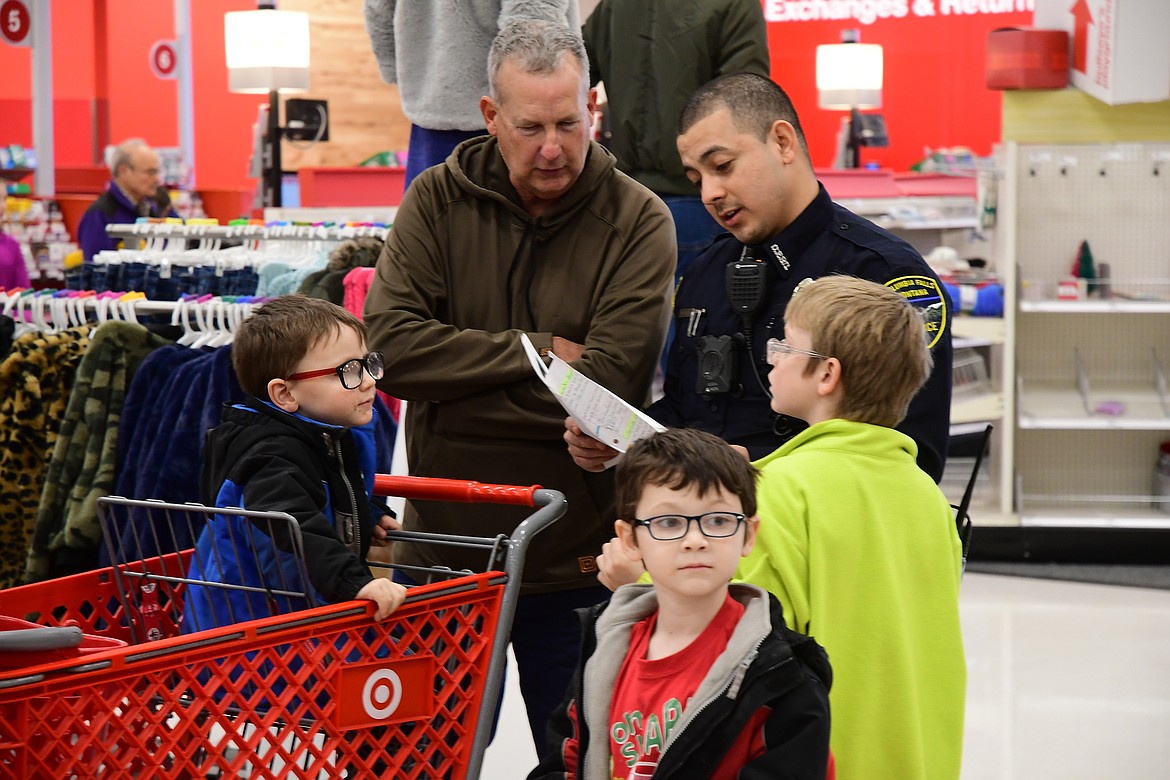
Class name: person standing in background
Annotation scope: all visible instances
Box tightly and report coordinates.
[0,192,30,290]
[582,0,769,287]
[77,138,176,262]
[363,0,580,188]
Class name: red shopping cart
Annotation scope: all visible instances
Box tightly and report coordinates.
[0,475,566,779]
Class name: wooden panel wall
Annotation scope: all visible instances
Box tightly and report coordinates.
[281,0,409,169]
[279,0,599,171]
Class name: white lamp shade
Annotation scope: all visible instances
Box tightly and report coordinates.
[224,9,310,94]
[816,43,883,109]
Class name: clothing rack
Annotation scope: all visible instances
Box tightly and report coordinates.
[1,288,259,345]
[83,222,389,302]
[104,222,391,243]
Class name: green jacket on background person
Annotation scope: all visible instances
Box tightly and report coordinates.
[583,0,770,196]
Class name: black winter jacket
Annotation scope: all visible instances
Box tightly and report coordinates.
[186,399,383,632]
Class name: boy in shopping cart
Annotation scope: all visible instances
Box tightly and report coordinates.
[182,295,406,632]
[530,428,832,780]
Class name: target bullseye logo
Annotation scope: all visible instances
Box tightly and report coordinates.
[361,668,403,719]
[149,39,177,80]
[336,655,436,730]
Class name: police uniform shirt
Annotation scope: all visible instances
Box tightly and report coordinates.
[648,184,952,482]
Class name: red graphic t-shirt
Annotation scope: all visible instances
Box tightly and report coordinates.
[607,594,744,779]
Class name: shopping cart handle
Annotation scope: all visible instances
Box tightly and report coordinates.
[373,474,543,507]
[0,625,83,652]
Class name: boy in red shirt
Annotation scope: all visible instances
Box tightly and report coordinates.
[530,428,831,780]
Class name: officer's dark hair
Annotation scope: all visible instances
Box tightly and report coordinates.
[678,73,809,156]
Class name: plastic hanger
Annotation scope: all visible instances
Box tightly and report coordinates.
[13,288,33,323]
[119,292,144,325]
[203,299,228,348]
[46,293,66,333]
[31,290,54,332]
[190,297,218,349]
[174,297,197,347]
[60,291,81,329]
[94,291,115,324]
[1,288,25,318]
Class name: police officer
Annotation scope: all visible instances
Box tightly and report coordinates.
[566,73,951,481]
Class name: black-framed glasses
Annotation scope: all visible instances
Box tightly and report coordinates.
[632,511,746,541]
[766,337,830,365]
[288,351,384,390]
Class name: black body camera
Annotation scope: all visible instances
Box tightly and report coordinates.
[696,334,739,395]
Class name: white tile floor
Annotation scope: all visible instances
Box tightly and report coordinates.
[480,573,1170,779]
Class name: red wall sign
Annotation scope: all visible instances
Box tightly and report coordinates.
[764,1,1034,170]
[149,39,176,80]
[0,0,31,47]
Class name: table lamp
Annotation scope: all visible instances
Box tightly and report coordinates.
[224,3,310,208]
[816,31,887,169]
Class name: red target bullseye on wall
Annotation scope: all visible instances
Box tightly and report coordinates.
[149,39,177,80]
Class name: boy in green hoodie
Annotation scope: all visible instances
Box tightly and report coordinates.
[739,274,966,780]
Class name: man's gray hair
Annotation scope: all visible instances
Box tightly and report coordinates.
[487,19,587,101]
[107,138,149,176]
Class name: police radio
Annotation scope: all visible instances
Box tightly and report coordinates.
[694,255,767,396]
[726,257,767,325]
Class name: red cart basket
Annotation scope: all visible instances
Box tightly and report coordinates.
[0,475,566,779]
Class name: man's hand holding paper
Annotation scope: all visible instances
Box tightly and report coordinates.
[564,418,619,472]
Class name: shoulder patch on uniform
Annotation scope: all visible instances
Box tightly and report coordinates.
[885,275,947,349]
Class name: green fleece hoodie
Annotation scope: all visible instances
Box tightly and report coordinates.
[739,418,966,780]
[364,136,675,592]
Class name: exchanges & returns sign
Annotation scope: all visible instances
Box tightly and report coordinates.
[763,0,1035,25]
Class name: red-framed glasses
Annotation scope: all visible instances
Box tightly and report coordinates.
[287,351,384,390]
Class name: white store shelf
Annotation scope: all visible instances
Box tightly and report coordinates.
[1020,487,1170,528]
[1020,299,1170,314]
[1001,142,1170,533]
[1017,381,1170,429]
[1020,503,1170,530]
[968,511,1019,527]
[879,217,980,231]
[952,392,1004,425]
[953,315,1005,344]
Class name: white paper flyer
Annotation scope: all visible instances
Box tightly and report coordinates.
[520,334,665,453]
